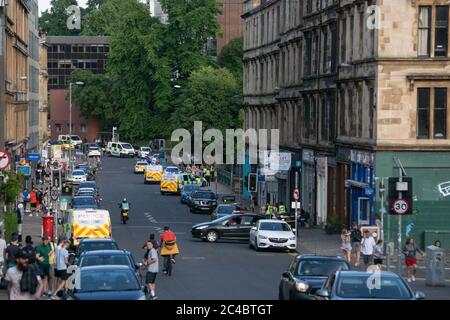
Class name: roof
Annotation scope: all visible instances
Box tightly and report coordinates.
[337,271,398,277]
[79,238,116,243]
[80,265,130,271]
[81,250,128,256]
[297,254,346,261]
[46,36,110,45]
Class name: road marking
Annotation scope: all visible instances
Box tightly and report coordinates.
[181,257,205,260]
[143,212,158,223]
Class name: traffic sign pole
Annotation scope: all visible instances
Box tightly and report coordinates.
[397,168,403,276]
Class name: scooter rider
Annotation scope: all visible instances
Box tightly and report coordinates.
[119,198,130,222]
[160,226,179,274]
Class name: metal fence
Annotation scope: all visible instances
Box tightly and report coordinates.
[217,169,233,189]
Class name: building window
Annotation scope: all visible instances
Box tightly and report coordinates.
[434,88,447,138]
[417,88,431,139]
[81,124,87,133]
[435,6,449,57]
[305,32,312,76]
[330,22,338,72]
[418,7,431,57]
[341,16,347,63]
[55,124,62,133]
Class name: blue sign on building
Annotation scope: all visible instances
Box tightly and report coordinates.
[27,153,40,162]
[16,166,31,177]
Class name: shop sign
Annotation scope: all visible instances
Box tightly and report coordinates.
[351,150,374,166]
[302,149,314,163]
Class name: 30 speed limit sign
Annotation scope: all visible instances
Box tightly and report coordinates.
[392,199,409,215]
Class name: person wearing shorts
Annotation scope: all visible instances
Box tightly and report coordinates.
[350,223,362,267]
[52,241,70,299]
[144,241,159,300]
[403,237,421,282]
[36,236,54,296]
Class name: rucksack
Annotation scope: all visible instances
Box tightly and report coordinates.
[20,264,39,295]
[351,229,362,242]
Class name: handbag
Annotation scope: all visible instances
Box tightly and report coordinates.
[0,276,8,290]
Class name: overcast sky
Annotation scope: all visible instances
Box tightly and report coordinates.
[39,0,88,15]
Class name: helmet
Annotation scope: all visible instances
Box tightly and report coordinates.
[123,198,127,202]
[163,226,170,231]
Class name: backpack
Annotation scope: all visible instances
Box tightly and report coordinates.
[351,229,362,242]
[20,264,39,295]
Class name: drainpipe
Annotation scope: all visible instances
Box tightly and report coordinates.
[0,3,6,228]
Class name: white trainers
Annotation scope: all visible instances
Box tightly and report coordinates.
[411,275,416,282]
[407,277,412,283]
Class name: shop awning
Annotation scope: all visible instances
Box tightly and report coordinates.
[345,179,369,189]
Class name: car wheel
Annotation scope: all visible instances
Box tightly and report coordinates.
[254,240,260,251]
[161,191,165,195]
[206,230,218,243]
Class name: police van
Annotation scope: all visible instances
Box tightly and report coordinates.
[107,141,135,158]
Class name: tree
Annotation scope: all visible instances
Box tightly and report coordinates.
[39,0,82,36]
[218,37,244,84]
[171,66,241,133]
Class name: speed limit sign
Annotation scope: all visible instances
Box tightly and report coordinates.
[392,199,409,215]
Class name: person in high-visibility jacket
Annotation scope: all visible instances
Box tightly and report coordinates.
[278,202,287,218]
[265,203,274,219]
[204,168,211,186]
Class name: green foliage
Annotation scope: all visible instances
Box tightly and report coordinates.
[4,212,18,243]
[39,0,82,36]
[172,66,241,132]
[0,172,24,205]
[218,37,244,84]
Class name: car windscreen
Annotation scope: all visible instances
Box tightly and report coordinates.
[89,146,99,150]
[218,206,237,214]
[79,241,119,254]
[71,136,81,141]
[73,197,97,207]
[141,147,151,152]
[335,274,413,299]
[80,182,96,189]
[72,171,85,176]
[259,222,291,231]
[136,162,147,165]
[80,254,132,268]
[183,185,199,192]
[77,269,139,292]
[121,143,133,149]
[295,260,349,277]
[194,192,215,199]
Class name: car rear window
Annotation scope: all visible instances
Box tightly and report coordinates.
[77,269,139,292]
[79,241,119,253]
[295,260,349,277]
[194,192,215,199]
[80,255,132,268]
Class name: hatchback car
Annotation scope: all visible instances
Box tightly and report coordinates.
[66,265,145,300]
[279,255,350,300]
[76,238,119,258]
[191,214,264,243]
[315,271,426,300]
[249,219,297,252]
[69,170,87,184]
[138,147,152,158]
[72,196,99,209]
[180,184,201,204]
[210,204,242,220]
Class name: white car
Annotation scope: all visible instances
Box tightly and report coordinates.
[69,170,87,184]
[138,147,152,158]
[87,144,102,157]
[249,219,297,252]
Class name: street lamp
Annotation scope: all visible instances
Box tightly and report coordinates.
[69,81,84,169]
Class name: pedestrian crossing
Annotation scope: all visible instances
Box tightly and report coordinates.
[143,212,158,223]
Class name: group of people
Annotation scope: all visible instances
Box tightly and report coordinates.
[183,164,214,186]
[141,226,179,300]
[17,187,48,219]
[341,222,442,282]
[0,231,72,300]
[264,202,288,219]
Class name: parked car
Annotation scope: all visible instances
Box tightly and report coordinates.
[66,265,146,300]
[188,190,218,214]
[87,144,102,157]
[75,238,119,258]
[180,184,201,204]
[76,164,94,180]
[278,255,350,300]
[191,213,264,243]
[249,219,297,252]
[315,271,426,300]
[68,170,87,184]
[79,181,97,191]
[210,204,242,220]
[72,196,99,210]
[138,147,152,158]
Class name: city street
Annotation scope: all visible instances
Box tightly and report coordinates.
[97,156,293,300]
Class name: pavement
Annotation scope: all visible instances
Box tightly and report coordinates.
[1,156,449,300]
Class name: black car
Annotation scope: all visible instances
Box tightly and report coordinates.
[72,196,99,209]
[66,265,145,300]
[279,255,350,300]
[77,250,142,274]
[211,204,242,220]
[75,238,119,258]
[79,181,97,190]
[188,190,218,214]
[315,271,426,300]
[191,213,264,243]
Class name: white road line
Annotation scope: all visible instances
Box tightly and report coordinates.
[181,257,206,260]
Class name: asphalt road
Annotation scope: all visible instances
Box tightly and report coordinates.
[96,156,293,300]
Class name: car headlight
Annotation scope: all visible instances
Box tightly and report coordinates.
[295,281,309,293]
[194,200,201,205]
[289,236,296,240]
[196,225,208,230]
[258,235,267,239]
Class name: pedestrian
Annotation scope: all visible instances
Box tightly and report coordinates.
[143,241,159,300]
[373,239,384,267]
[204,167,211,186]
[29,188,38,217]
[0,230,7,278]
[50,239,63,293]
[4,250,43,300]
[340,229,352,263]
[4,234,21,269]
[278,202,287,218]
[52,240,70,299]
[265,202,274,219]
[36,188,44,214]
[403,237,422,282]
[360,230,376,269]
[350,222,363,267]
[22,189,30,214]
[21,236,36,264]
[434,240,442,248]
[35,236,54,296]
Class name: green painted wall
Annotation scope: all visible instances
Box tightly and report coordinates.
[375,152,450,251]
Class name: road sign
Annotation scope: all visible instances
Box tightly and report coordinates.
[16,166,31,177]
[0,148,11,170]
[27,153,41,162]
[291,202,301,209]
[60,198,68,211]
[365,187,375,196]
[293,188,300,201]
[392,198,409,215]
[50,187,60,201]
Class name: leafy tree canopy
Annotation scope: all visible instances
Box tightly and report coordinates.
[218,37,244,84]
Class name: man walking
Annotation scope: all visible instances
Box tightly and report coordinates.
[22,189,30,214]
[52,240,70,299]
[0,230,7,278]
[350,222,362,268]
[265,202,274,219]
[36,236,54,296]
[29,188,38,217]
[361,230,376,270]
[144,241,159,300]
[4,234,20,269]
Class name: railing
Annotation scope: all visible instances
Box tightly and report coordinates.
[16,91,28,102]
[217,169,233,189]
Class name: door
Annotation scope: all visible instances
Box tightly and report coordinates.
[220,216,242,238]
[357,197,370,225]
[235,215,256,239]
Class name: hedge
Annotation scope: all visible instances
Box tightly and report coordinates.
[4,212,18,243]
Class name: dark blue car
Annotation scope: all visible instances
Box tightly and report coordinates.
[180,184,201,204]
[67,265,146,300]
[71,196,99,209]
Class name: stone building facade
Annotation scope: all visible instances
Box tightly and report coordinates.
[39,36,48,144]
[243,0,450,248]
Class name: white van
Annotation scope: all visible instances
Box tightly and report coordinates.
[107,141,135,158]
[59,134,83,146]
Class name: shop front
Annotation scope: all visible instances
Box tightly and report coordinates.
[301,149,316,224]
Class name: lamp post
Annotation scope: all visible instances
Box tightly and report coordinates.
[69,81,84,170]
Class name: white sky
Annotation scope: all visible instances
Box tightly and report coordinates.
[39,0,88,15]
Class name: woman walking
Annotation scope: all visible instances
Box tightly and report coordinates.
[340,229,352,263]
[373,239,384,267]
[402,237,421,282]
